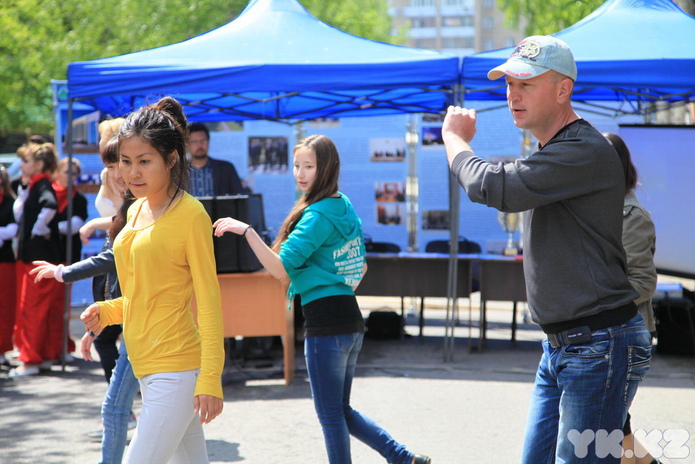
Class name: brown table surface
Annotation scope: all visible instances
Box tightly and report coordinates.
[195,271,294,385]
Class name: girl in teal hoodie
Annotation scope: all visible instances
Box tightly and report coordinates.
[214,135,430,464]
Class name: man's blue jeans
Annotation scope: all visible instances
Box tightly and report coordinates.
[100,340,140,464]
[521,314,652,464]
[305,333,413,464]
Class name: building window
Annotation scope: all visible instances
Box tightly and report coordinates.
[483,16,494,29]
[412,17,436,27]
[412,0,435,6]
[442,16,474,27]
[483,0,495,8]
[483,38,494,50]
[444,0,464,5]
[505,37,517,48]
[441,37,474,49]
[415,38,437,49]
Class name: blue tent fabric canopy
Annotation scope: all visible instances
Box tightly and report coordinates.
[67,0,460,122]
[461,0,695,109]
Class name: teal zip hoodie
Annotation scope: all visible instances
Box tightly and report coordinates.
[279,192,365,305]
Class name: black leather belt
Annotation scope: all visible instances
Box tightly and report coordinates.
[547,325,593,348]
[540,302,637,336]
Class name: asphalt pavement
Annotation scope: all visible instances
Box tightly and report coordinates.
[1,298,694,464]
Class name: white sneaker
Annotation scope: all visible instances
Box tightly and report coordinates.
[8,364,40,378]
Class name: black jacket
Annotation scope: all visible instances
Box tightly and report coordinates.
[62,239,120,302]
[208,157,244,196]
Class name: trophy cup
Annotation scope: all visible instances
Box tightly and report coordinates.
[497,212,520,256]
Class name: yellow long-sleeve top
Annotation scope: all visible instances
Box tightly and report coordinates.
[97,193,224,399]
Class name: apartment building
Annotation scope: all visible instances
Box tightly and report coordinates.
[389,0,524,55]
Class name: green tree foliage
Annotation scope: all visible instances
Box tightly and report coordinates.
[303,0,396,44]
[0,0,397,135]
[497,0,605,36]
[500,0,695,37]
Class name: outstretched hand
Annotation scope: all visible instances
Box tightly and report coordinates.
[29,260,58,283]
[194,394,223,424]
[212,217,248,237]
[80,303,103,336]
[79,220,97,245]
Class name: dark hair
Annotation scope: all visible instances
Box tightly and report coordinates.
[0,166,15,200]
[188,122,209,140]
[109,196,135,242]
[604,132,638,193]
[27,134,48,145]
[118,96,190,195]
[273,135,340,251]
[101,136,120,165]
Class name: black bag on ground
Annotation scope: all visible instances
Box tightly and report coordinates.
[654,288,695,356]
[365,311,404,340]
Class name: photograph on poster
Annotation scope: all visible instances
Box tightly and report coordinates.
[422,209,450,230]
[375,182,406,203]
[248,136,289,174]
[308,118,340,129]
[421,126,444,146]
[369,137,406,162]
[422,113,444,123]
[377,203,402,226]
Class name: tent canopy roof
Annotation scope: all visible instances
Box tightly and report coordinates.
[461,0,695,108]
[67,0,459,122]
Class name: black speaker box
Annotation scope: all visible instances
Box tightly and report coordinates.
[199,195,266,273]
[652,286,695,356]
[654,288,695,356]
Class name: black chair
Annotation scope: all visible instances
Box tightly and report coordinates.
[424,237,482,255]
[365,241,401,253]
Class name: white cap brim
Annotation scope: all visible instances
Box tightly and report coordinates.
[487,60,550,80]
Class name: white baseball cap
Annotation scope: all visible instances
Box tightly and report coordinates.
[488,35,577,81]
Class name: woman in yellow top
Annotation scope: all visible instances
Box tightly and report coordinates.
[81,96,224,464]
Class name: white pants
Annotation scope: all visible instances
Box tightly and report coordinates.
[124,369,209,464]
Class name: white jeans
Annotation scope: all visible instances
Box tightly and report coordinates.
[124,369,209,464]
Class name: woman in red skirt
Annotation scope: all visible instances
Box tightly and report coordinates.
[10,142,64,377]
[0,166,18,366]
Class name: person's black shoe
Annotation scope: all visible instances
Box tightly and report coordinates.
[412,455,432,464]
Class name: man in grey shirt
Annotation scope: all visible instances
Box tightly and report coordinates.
[442,36,651,463]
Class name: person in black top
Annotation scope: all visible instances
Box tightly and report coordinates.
[187,123,244,197]
[0,166,18,366]
[10,142,65,377]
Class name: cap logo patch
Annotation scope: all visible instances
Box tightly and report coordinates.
[512,40,541,61]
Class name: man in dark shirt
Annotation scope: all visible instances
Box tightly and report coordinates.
[442,36,651,463]
[187,123,244,197]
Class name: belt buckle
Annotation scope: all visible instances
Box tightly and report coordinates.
[547,332,561,348]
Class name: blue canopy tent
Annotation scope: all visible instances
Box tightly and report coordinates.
[460,0,695,116]
[63,0,465,360]
[67,0,459,122]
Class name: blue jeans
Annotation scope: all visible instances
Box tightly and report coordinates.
[305,333,413,464]
[100,339,140,464]
[521,314,652,464]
